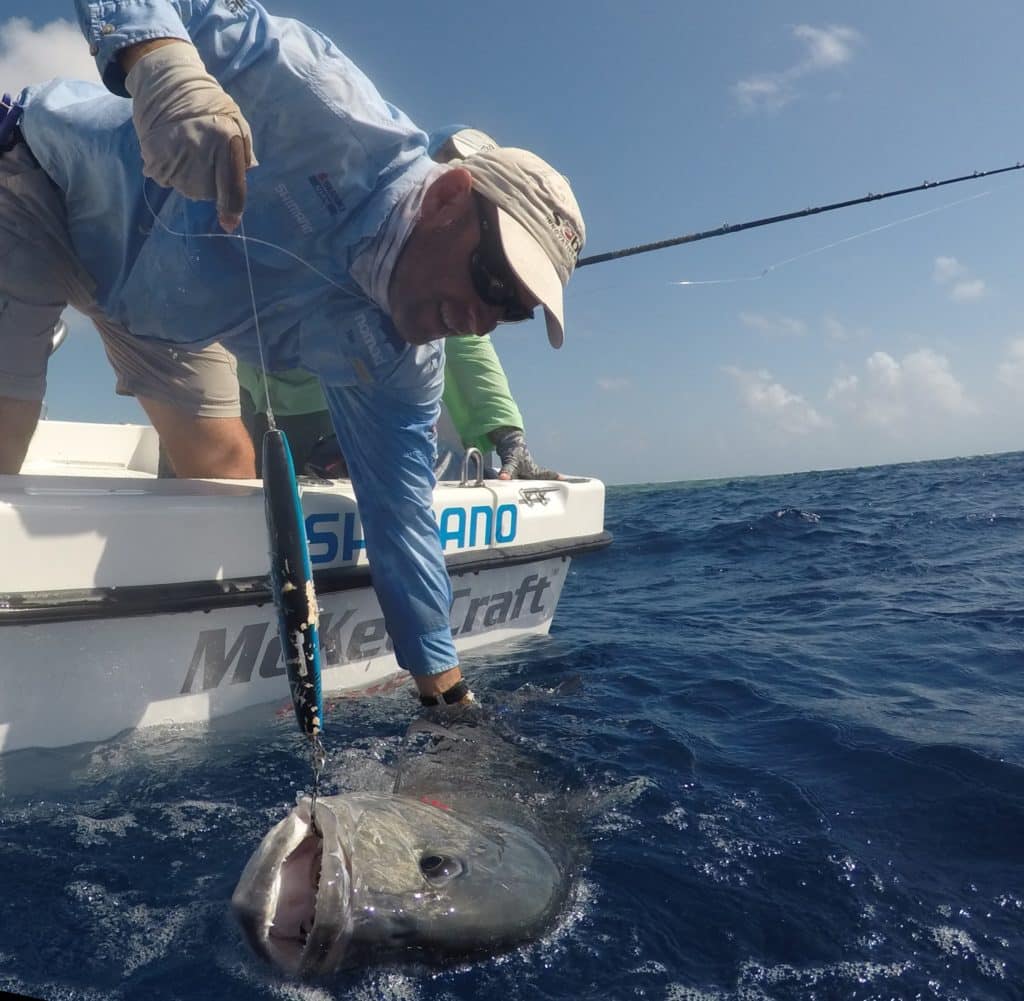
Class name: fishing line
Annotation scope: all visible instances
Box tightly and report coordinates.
[142,182,347,421]
[142,182,351,292]
[236,215,277,427]
[674,189,992,288]
[142,184,325,799]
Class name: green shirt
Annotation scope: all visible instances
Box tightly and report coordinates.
[235,334,524,450]
[236,364,327,416]
[440,335,523,453]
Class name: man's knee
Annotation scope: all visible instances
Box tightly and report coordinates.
[169,420,255,478]
[167,421,256,478]
[0,396,43,474]
[141,399,256,478]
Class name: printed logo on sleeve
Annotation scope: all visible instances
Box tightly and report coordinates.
[275,183,314,235]
[309,173,345,216]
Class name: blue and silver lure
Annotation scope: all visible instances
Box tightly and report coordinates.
[262,428,323,737]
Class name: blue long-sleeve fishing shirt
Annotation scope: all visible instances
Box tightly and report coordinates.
[20,0,458,676]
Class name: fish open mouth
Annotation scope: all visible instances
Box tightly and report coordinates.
[267,828,321,954]
[232,797,354,977]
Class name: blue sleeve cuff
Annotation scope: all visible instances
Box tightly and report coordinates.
[394,626,459,678]
[76,0,192,96]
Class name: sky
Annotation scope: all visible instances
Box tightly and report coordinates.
[4,1,1024,486]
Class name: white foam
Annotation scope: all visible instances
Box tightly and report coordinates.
[733,956,916,993]
[62,810,137,846]
[219,945,429,1001]
[680,794,782,887]
[930,923,976,956]
[155,799,243,838]
[591,776,659,833]
[218,951,342,1000]
[63,880,207,977]
[346,971,423,1001]
[666,985,731,1001]
[1,980,110,1001]
[328,741,397,793]
[661,806,689,830]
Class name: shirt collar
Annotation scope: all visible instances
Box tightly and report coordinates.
[350,161,451,314]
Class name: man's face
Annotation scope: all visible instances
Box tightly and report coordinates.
[388,172,537,345]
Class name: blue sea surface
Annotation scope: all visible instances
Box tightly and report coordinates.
[3,451,1024,1000]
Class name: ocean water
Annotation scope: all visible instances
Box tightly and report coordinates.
[3,451,1024,1000]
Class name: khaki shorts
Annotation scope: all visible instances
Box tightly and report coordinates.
[0,142,239,416]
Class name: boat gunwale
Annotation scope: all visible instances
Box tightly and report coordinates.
[0,531,612,625]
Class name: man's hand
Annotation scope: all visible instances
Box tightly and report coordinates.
[124,41,256,232]
[487,427,561,480]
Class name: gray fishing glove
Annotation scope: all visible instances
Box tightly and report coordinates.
[126,42,256,231]
[487,427,560,480]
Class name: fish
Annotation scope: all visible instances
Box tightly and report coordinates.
[231,704,580,977]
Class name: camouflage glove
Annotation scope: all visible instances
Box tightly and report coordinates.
[487,427,560,480]
[126,42,256,231]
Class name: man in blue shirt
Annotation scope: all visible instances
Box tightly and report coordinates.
[0,0,585,706]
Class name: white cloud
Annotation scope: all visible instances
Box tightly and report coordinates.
[997,338,1024,391]
[826,373,858,400]
[950,279,986,302]
[739,311,807,337]
[596,376,631,392]
[724,366,829,434]
[932,255,987,303]
[793,25,861,69]
[933,256,966,284]
[831,348,976,430]
[824,316,849,341]
[822,315,872,342]
[734,76,791,113]
[0,17,99,89]
[903,349,974,412]
[733,24,862,112]
[866,350,901,389]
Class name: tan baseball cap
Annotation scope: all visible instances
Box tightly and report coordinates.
[429,126,499,162]
[454,145,585,349]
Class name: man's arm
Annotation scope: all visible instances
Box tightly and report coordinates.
[442,334,524,454]
[73,0,191,94]
[443,335,560,480]
[73,0,254,230]
[320,379,468,704]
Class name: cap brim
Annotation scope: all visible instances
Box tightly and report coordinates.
[494,206,565,349]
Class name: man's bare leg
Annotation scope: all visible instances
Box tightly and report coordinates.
[0,396,42,473]
[413,666,474,705]
[140,396,256,478]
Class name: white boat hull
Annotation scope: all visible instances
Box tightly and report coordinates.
[1,420,609,754]
[1,557,567,752]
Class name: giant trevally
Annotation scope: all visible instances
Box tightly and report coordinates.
[231,702,581,977]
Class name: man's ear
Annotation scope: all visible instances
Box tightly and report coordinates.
[420,166,474,229]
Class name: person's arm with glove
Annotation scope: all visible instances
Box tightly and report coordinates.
[442,335,561,481]
[487,426,560,481]
[73,1,256,232]
[123,39,255,232]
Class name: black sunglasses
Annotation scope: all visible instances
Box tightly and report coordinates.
[470,193,535,324]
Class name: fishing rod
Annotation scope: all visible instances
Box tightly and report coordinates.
[576,160,1024,268]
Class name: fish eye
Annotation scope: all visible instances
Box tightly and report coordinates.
[419,853,464,883]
